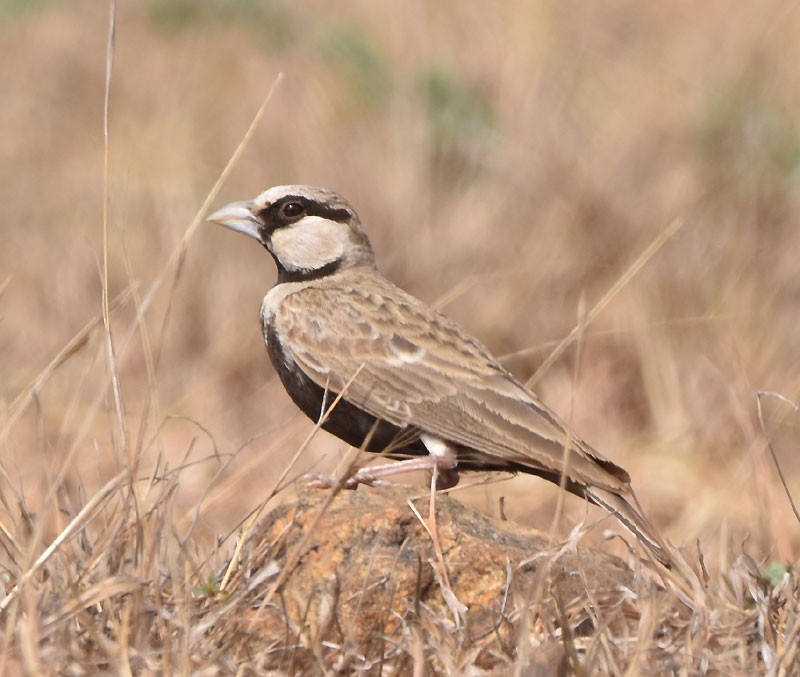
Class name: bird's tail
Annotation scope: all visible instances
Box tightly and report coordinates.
[583,486,673,568]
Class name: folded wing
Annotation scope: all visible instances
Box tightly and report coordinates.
[275,275,631,494]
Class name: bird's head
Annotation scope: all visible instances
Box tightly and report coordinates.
[208,185,376,282]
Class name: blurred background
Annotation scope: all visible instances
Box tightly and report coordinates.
[1,0,798,566]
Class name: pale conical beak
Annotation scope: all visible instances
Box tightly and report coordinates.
[207,200,262,240]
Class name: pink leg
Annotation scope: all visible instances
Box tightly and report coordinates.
[306,436,460,490]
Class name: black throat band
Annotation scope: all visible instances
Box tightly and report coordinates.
[275,257,343,284]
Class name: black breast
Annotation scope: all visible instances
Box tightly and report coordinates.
[264,319,427,457]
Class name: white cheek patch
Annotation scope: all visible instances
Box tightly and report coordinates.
[270,216,347,271]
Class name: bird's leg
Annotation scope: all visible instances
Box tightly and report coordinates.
[306,436,460,490]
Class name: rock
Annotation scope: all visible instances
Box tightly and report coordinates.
[204,485,640,673]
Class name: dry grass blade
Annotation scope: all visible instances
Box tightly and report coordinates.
[0,288,133,446]
[756,391,800,524]
[117,72,285,392]
[527,218,685,388]
[41,576,142,633]
[100,0,129,460]
[0,469,128,613]
[221,366,367,599]
[165,72,285,275]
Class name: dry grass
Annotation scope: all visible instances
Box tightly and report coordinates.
[1,0,799,672]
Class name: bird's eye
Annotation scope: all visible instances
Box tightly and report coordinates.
[280,202,305,219]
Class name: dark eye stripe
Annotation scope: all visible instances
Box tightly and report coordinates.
[304,199,351,223]
[259,195,352,230]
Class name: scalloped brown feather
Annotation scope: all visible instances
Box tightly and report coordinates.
[271,269,631,492]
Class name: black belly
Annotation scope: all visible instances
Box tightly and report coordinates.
[265,321,428,458]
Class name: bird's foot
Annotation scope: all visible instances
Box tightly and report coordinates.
[303,453,460,491]
[304,469,400,489]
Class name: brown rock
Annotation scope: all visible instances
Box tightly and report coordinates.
[204,485,642,673]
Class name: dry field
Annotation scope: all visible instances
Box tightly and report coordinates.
[1,0,799,673]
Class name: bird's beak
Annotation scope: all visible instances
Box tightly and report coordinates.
[207,200,262,241]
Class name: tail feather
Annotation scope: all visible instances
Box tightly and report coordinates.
[583,486,672,568]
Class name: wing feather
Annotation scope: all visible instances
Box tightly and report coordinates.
[275,273,630,492]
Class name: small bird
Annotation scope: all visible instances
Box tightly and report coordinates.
[209,185,670,565]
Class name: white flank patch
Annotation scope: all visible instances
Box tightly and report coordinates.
[420,433,455,460]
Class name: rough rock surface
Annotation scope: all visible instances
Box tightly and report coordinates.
[206,485,648,673]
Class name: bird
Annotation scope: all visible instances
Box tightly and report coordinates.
[208,185,671,566]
